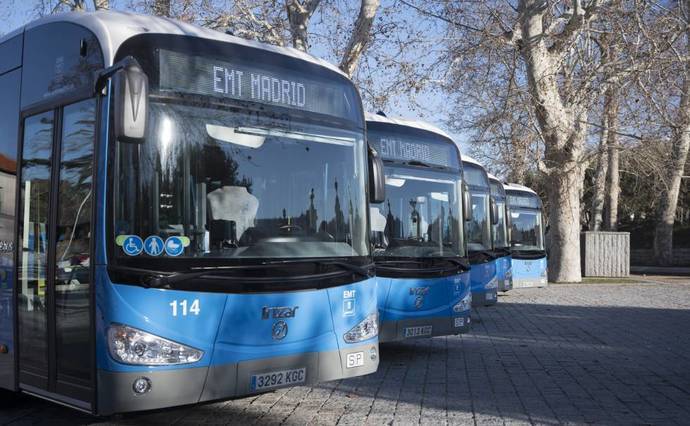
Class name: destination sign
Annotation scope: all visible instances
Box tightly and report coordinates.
[507,193,541,209]
[158,49,359,122]
[368,128,458,169]
[462,162,489,188]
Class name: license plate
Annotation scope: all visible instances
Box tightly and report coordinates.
[346,351,364,368]
[403,325,432,338]
[454,317,464,328]
[250,367,306,391]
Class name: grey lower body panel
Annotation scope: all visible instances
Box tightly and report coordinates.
[97,343,379,415]
[499,279,513,292]
[471,290,498,307]
[513,277,548,288]
[379,314,470,343]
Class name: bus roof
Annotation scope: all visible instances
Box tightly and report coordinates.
[504,182,539,196]
[1,10,345,76]
[487,172,501,183]
[364,112,454,142]
[461,154,483,167]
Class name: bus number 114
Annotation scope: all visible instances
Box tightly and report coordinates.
[170,299,201,317]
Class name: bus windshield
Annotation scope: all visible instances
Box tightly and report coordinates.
[467,192,491,251]
[493,200,508,249]
[113,101,369,260]
[510,209,544,251]
[370,165,463,258]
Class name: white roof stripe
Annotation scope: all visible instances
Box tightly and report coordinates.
[504,182,538,196]
[1,10,345,76]
[365,112,454,142]
[461,154,482,167]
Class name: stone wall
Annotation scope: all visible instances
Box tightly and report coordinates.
[631,248,690,266]
[581,232,630,277]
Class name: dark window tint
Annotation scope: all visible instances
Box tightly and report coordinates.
[21,23,103,108]
[55,99,95,385]
[18,111,54,376]
[0,67,20,389]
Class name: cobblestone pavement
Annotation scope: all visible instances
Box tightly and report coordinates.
[3,277,690,425]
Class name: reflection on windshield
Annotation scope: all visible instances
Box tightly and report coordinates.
[510,209,544,251]
[467,192,491,251]
[370,166,463,258]
[492,201,508,249]
[114,102,368,259]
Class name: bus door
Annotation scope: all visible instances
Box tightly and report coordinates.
[17,98,96,408]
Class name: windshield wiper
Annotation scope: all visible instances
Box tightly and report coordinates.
[108,260,374,289]
[375,258,469,273]
[468,250,497,261]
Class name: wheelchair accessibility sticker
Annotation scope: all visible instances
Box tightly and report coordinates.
[119,235,143,256]
[116,235,191,256]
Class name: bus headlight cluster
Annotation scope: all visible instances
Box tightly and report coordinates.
[453,291,472,313]
[484,277,499,290]
[108,324,203,365]
[343,313,378,343]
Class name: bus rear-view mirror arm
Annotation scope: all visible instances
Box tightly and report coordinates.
[94,56,149,144]
[490,196,499,225]
[368,146,386,204]
[462,183,472,222]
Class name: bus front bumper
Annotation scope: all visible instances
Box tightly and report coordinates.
[471,290,498,307]
[379,313,471,343]
[97,343,378,415]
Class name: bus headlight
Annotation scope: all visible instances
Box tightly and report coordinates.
[344,313,378,343]
[484,277,498,290]
[453,291,472,313]
[108,324,203,365]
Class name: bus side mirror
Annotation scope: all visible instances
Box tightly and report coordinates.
[112,62,148,143]
[462,183,472,222]
[368,148,386,204]
[490,197,499,225]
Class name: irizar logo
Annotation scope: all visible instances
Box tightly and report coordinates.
[272,320,288,340]
[409,287,430,310]
[262,306,299,320]
[409,287,430,296]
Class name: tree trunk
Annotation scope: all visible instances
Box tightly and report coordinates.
[93,0,108,10]
[508,126,529,184]
[654,10,690,266]
[589,119,608,231]
[545,156,585,282]
[519,0,585,282]
[604,87,620,231]
[339,0,381,77]
[286,0,321,52]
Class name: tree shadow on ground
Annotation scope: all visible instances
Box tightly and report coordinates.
[6,298,690,425]
[337,301,690,424]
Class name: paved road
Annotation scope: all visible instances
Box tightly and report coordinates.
[3,278,690,425]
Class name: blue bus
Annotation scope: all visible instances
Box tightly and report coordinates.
[462,156,499,307]
[488,174,512,292]
[366,113,472,341]
[0,11,384,414]
[504,183,548,287]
